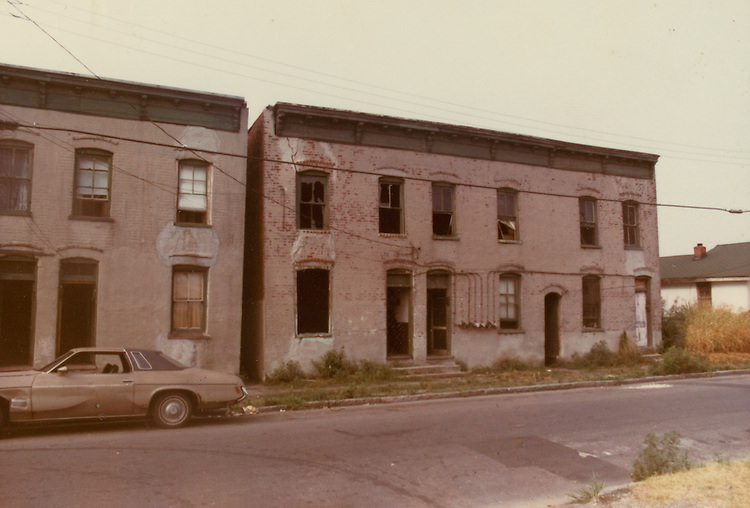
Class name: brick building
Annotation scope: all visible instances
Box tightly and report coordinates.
[242,103,661,379]
[0,64,248,372]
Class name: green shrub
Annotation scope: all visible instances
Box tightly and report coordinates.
[650,347,711,376]
[617,331,642,365]
[312,348,357,379]
[353,360,397,382]
[568,474,605,504]
[661,301,691,350]
[266,360,306,383]
[631,430,691,481]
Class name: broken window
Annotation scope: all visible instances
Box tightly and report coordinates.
[297,268,330,335]
[498,274,520,330]
[172,267,207,333]
[579,197,598,246]
[623,201,640,248]
[0,141,32,214]
[497,189,518,241]
[297,172,328,230]
[177,160,209,225]
[73,149,112,218]
[582,275,601,328]
[432,183,454,236]
[379,178,404,234]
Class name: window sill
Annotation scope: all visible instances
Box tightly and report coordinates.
[581,244,601,249]
[498,328,525,335]
[379,232,407,238]
[624,245,642,251]
[498,239,521,245]
[174,222,212,228]
[297,333,332,340]
[433,235,459,241]
[582,327,604,333]
[69,215,114,222]
[169,331,211,340]
[297,228,330,234]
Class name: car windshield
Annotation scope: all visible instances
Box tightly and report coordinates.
[39,351,75,372]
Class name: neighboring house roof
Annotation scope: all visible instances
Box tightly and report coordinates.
[660,242,750,283]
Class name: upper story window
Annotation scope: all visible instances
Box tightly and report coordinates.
[177,160,209,225]
[0,141,32,214]
[172,266,207,335]
[623,201,640,248]
[582,275,601,329]
[497,189,518,241]
[73,149,112,218]
[379,178,404,234]
[579,197,598,247]
[498,274,521,330]
[297,172,328,230]
[432,183,455,237]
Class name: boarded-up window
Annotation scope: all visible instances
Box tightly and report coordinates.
[172,267,206,332]
[177,161,208,224]
[74,149,111,217]
[297,269,330,335]
[0,141,32,213]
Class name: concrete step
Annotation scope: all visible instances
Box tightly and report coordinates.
[390,359,465,378]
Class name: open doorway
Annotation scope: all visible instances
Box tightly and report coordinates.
[0,257,35,367]
[544,292,561,366]
[386,271,411,357]
[58,259,98,354]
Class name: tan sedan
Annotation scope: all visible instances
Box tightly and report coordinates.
[0,348,248,429]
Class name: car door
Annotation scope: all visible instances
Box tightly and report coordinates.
[31,351,134,420]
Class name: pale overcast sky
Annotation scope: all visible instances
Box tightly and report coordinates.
[2,0,748,256]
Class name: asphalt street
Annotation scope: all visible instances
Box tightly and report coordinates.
[1,374,749,507]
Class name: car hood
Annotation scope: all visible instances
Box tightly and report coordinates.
[0,370,38,387]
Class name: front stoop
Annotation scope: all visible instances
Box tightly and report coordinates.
[389,357,465,379]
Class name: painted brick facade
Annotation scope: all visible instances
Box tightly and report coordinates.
[243,103,662,378]
[0,64,247,373]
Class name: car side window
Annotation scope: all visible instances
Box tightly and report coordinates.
[58,352,129,373]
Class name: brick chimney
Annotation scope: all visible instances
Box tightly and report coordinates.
[693,243,707,260]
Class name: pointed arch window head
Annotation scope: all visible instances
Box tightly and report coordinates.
[297,172,328,230]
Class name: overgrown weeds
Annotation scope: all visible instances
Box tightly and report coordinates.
[649,347,712,376]
[631,430,691,481]
[568,474,605,504]
[662,303,750,354]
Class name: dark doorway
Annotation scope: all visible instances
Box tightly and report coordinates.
[58,259,98,355]
[427,272,451,356]
[0,279,34,367]
[386,272,412,357]
[544,293,561,366]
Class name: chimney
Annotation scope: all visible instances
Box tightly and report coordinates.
[693,243,707,260]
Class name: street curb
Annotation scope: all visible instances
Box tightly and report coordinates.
[254,368,750,414]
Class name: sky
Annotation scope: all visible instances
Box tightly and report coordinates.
[1,0,748,256]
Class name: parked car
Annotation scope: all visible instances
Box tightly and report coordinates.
[0,348,248,429]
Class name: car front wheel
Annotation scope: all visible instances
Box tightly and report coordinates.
[151,392,193,428]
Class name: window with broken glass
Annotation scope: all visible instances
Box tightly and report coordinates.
[177,160,209,225]
[0,141,32,214]
[582,275,601,328]
[432,183,454,237]
[497,189,518,241]
[297,172,328,230]
[73,149,112,218]
[623,201,640,248]
[379,178,404,234]
[579,197,598,247]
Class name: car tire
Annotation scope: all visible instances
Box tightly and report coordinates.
[151,392,192,428]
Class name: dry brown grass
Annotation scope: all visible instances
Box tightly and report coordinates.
[629,459,750,508]
[685,306,750,354]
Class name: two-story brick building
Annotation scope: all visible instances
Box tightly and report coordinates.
[242,103,661,379]
[0,64,248,372]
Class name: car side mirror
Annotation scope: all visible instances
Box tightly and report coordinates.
[56,366,69,375]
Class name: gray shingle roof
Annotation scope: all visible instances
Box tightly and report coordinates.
[660,242,750,282]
